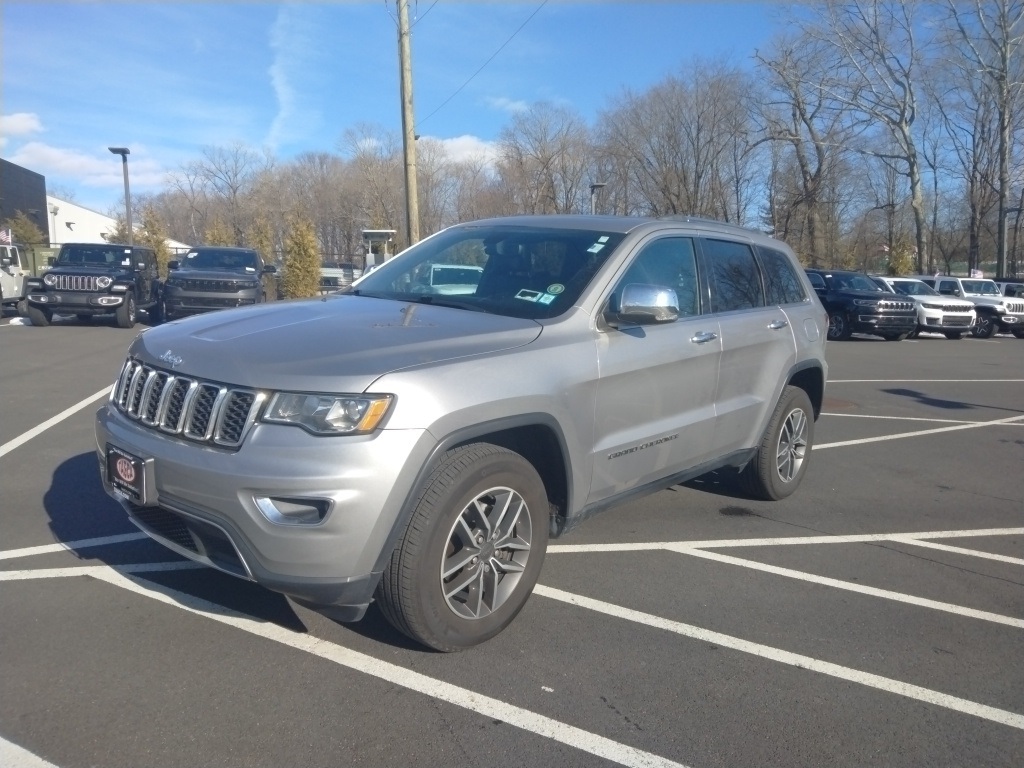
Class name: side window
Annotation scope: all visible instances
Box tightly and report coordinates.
[760,247,808,305]
[610,237,699,316]
[805,272,826,290]
[702,238,764,313]
[937,280,955,295]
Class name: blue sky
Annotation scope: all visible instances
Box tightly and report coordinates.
[2,1,786,214]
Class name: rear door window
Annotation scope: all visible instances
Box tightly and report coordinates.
[702,238,764,313]
[759,247,807,305]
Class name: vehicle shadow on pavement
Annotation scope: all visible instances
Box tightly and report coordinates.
[881,387,1024,414]
[43,452,307,632]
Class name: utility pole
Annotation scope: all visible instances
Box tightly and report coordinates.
[397,0,420,246]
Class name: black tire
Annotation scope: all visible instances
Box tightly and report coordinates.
[27,304,52,327]
[149,297,165,325]
[881,332,907,341]
[944,332,964,340]
[907,328,920,339]
[377,443,549,652]
[971,314,997,338]
[827,312,852,341]
[1012,329,1024,339]
[16,298,28,317]
[115,292,137,329]
[738,385,814,501]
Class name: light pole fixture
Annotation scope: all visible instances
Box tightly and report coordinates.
[108,147,133,245]
[589,182,607,216]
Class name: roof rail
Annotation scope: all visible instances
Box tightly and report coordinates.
[658,214,765,236]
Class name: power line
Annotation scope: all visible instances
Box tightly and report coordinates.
[419,0,549,128]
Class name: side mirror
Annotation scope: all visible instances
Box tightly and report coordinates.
[263,264,277,274]
[168,260,180,271]
[605,283,680,327]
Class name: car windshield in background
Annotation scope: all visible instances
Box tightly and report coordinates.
[347,225,626,319]
[893,281,937,296]
[183,249,258,271]
[832,273,881,292]
[56,246,130,265]
[961,280,1000,295]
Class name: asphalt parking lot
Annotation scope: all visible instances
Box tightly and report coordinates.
[1,314,1022,768]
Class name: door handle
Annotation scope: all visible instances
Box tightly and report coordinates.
[690,331,718,344]
[768,319,789,330]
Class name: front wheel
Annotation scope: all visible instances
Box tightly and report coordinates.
[827,312,853,341]
[971,314,997,338]
[944,332,964,340]
[881,332,908,341]
[27,304,52,327]
[1012,329,1024,339]
[115,292,137,328]
[738,386,814,501]
[376,443,549,652]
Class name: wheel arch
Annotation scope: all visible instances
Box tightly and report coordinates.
[786,361,825,420]
[370,414,573,578]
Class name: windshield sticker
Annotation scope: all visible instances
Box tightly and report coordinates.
[547,283,565,295]
[538,294,557,305]
[514,289,543,302]
[587,243,606,254]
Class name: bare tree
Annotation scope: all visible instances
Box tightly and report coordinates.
[196,142,270,246]
[801,0,931,273]
[943,0,1024,278]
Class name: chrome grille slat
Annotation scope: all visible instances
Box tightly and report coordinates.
[112,359,262,449]
[52,274,102,291]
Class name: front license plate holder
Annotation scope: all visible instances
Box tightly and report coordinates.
[106,444,150,505]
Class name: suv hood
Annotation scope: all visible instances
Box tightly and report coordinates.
[46,264,130,275]
[131,294,542,392]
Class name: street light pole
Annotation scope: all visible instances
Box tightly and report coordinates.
[108,147,132,245]
[397,0,420,246]
[589,182,606,215]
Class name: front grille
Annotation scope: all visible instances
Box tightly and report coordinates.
[944,316,973,326]
[871,315,915,326]
[169,278,255,293]
[50,274,102,291]
[128,504,250,578]
[1005,301,1024,313]
[877,299,915,312]
[131,507,198,552]
[941,304,972,313]
[113,359,263,449]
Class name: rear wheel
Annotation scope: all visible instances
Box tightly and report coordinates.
[738,386,814,501]
[377,443,549,651]
[27,304,52,327]
[115,292,137,328]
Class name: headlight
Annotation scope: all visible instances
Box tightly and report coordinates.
[853,299,879,307]
[263,393,393,435]
[43,273,57,286]
[96,276,113,288]
[921,303,941,309]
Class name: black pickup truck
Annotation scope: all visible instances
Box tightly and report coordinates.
[804,268,917,341]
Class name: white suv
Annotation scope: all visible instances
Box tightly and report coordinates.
[878,277,976,339]
[913,275,1024,338]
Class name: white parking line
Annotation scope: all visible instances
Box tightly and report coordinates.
[534,585,1024,731]
[814,413,1024,449]
[669,547,1024,628]
[889,537,1024,565]
[0,736,60,768]
[2,563,690,768]
[0,387,110,459]
[0,533,148,561]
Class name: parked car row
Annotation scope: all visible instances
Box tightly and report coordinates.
[20,243,275,329]
[806,268,1024,341]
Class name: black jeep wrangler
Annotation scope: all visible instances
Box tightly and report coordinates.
[25,243,163,328]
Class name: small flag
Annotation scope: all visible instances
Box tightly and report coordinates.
[0,229,11,244]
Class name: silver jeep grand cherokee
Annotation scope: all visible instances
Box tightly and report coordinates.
[96,215,828,651]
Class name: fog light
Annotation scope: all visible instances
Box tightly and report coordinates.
[254,496,330,525]
[97,296,122,306]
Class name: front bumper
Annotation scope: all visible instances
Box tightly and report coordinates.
[851,312,918,335]
[163,287,261,317]
[28,291,124,312]
[95,402,430,614]
[995,313,1024,330]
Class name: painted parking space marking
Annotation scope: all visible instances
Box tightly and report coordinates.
[815,413,1024,449]
[534,584,1024,730]
[1,563,690,768]
[0,386,109,459]
[0,532,148,561]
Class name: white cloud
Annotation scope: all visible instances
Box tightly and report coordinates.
[0,112,44,135]
[486,97,529,114]
[7,142,168,189]
[434,135,499,166]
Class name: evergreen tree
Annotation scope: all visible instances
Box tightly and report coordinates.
[1,210,46,245]
[203,217,235,246]
[281,214,321,299]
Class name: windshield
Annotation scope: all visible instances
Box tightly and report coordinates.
[830,273,882,292]
[346,224,626,319]
[182,249,258,271]
[960,280,1000,296]
[56,245,132,266]
[892,280,937,296]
